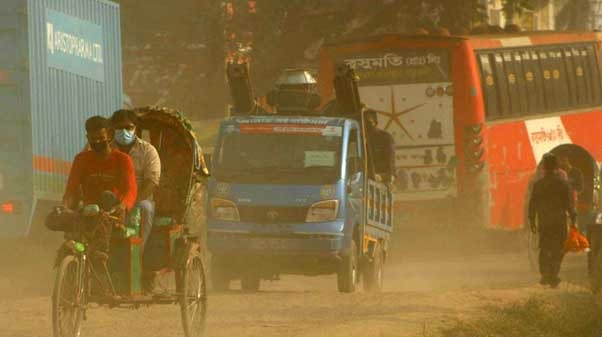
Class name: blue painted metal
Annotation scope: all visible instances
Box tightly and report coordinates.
[207,115,394,280]
[0,0,122,237]
[45,9,106,81]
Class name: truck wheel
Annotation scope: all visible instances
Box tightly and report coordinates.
[363,246,383,292]
[337,240,358,293]
[210,259,230,292]
[241,273,261,292]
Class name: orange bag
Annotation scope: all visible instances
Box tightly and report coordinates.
[564,226,590,253]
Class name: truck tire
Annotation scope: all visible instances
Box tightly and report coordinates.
[241,273,261,292]
[363,246,383,292]
[337,240,358,293]
[210,259,230,292]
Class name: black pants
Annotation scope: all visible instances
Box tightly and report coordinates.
[539,234,564,281]
[588,226,602,275]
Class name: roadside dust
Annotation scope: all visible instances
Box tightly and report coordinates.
[0,226,592,337]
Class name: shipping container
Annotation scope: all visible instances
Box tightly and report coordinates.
[0,0,123,237]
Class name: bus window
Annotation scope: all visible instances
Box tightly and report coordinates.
[492,53,511,117]
[572,47,589,105]
[550,49,570,110]
[521,50,538,114]
[478,54,500,118]
[503,52,522,115]
[513,51,529,115]
[529,50,546,113]
[585,45,602,104]
[562,48,578,106]
[539,50,556,110]
[578,47,594,105]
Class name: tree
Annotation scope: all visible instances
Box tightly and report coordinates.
[502,0,535,24]
[195,0,490,113]
[555,0,591,30]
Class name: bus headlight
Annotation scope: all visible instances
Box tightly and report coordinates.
[211,198,240,222]
[306,200,339,223]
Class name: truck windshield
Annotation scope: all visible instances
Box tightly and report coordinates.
[215,126,343,185]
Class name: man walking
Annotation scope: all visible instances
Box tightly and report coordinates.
[528,153,577,288]
[559,155,584,206]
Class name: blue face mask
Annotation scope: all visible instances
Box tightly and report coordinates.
[115,128,136,146]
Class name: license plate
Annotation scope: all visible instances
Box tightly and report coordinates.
[249,238,289,249]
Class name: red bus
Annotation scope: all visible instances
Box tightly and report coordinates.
[318,32,602,230]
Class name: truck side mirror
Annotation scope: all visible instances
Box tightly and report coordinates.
[347,171,362,186]
[203,153,212,172]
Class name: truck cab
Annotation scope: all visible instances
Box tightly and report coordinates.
[207,63,393,293]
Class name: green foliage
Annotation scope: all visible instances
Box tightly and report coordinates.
[502,0,535,23]
[442,294,602,337]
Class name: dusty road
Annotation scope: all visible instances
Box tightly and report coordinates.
[0,245,591,337]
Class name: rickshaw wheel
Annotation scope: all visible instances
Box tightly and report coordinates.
[180,254,208,337]
[52,255,85,337]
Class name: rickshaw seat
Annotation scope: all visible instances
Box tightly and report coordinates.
[112,207,142,239]
[146,126,193,222]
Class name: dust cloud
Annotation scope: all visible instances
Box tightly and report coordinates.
[0,217,590,337]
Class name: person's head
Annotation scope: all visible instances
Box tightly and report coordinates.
[505,24,521,33]
[111,109,138,146]
[365,109,378,128]
[558,155,572,170]
[542,153,559,173]
[85,116,112,153]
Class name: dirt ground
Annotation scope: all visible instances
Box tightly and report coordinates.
[0,230,593,337]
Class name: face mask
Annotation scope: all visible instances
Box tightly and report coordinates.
[115,128,136,146]
[90,140,109,153]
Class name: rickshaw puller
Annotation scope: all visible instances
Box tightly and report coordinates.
[63,116,137,297]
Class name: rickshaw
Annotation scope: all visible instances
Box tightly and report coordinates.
[47,107,210,337]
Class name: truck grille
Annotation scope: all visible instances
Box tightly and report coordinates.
[238,206,308,224]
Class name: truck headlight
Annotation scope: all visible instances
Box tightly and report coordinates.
[306,200,339,223]
[211,198,240,221]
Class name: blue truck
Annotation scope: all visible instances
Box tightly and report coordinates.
[207,63,393,292]
[0,0,123,237]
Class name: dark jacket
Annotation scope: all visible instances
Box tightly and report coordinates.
[566,167,584,194]
[528,173,577,237]
[368,127,396,181]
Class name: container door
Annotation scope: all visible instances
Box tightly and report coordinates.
[0,6,33,236]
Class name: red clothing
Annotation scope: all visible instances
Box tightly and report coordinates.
[64,150,137,210]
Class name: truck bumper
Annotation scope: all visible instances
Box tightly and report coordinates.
[207,230,347,276]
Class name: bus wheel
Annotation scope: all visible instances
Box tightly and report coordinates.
[591,253,602,295]
[363,246,384,292]
[526,229,539,272]
[337,240,358,293]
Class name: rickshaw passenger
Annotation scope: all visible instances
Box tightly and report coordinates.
[110,109,161,252]
[63,116,138,248]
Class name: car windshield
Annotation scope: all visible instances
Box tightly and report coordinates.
[215,123,343,184]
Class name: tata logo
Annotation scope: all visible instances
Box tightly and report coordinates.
[267,210,279,221]
[320,185,336,199]
[215,183,231,197]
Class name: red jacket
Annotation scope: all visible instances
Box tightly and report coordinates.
[64,150,138,210]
